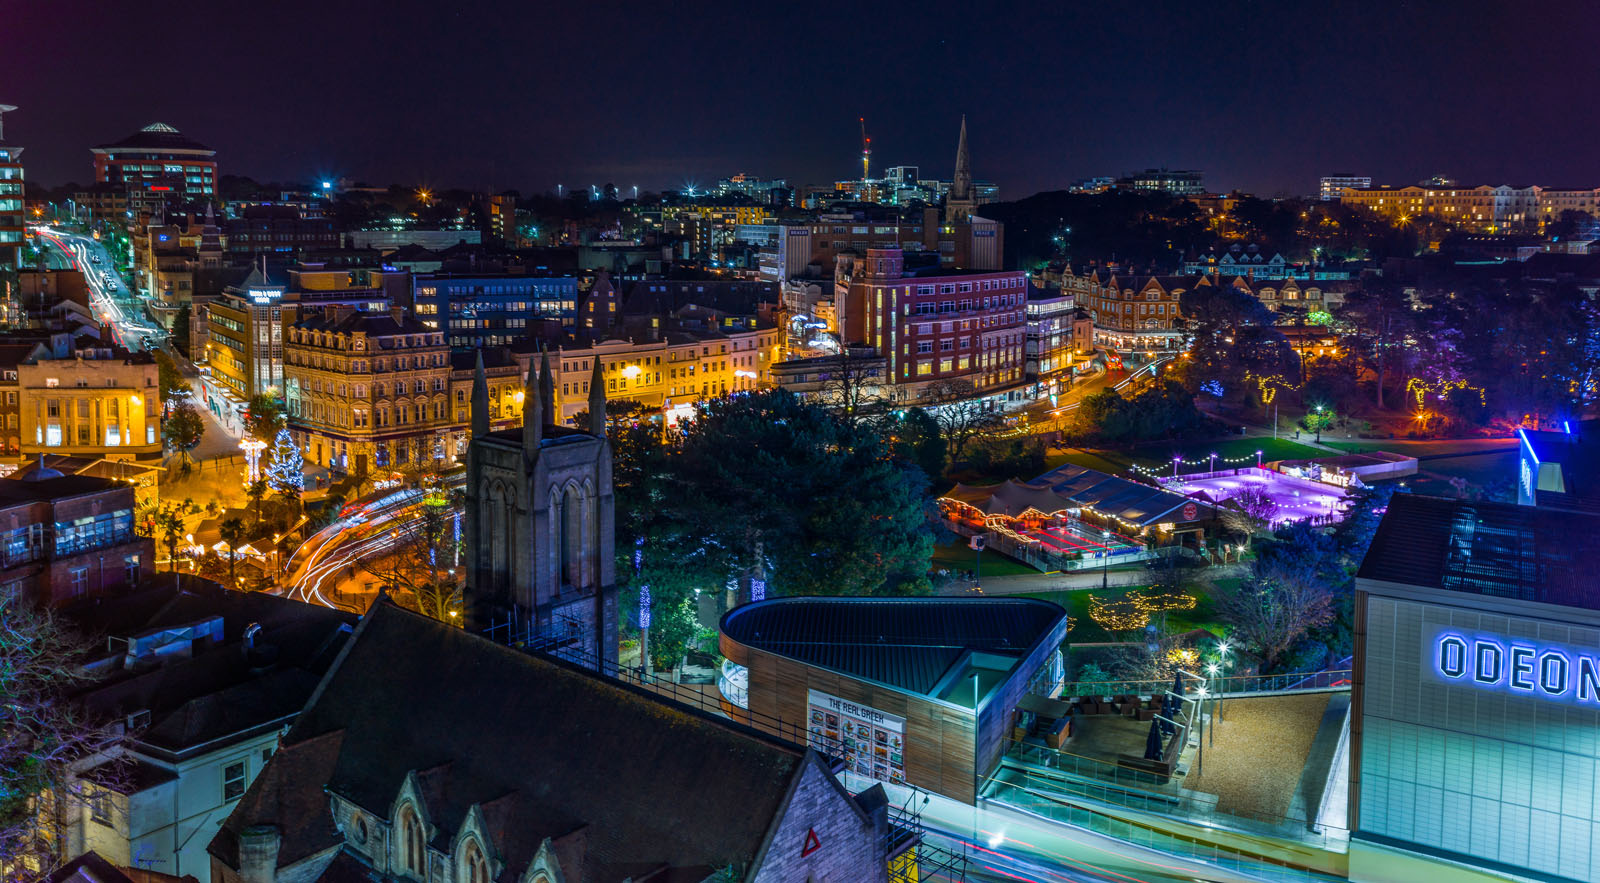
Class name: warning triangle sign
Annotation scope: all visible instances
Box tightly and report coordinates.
[801,827,821,857]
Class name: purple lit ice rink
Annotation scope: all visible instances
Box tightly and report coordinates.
[1165,467,1351,525]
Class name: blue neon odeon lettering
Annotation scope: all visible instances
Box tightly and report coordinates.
[1430,630,1600,705]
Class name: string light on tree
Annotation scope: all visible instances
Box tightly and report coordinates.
[265,428,304,492]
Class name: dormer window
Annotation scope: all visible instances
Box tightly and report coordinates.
[460,838,490,883]
[397,803,425,877]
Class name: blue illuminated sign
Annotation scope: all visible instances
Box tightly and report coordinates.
[1430,630,1600,706]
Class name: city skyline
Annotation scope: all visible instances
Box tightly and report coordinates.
[6,0,1600,197]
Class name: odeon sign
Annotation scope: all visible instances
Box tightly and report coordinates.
[1431,631,1600,705]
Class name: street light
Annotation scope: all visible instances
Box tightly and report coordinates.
[1195,685,1209,774]
[1207,662,1221,746]
[1101,529,1112,590]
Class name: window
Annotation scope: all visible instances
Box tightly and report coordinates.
[461,838,490,883]
[398,804,425,875]
[90,789,111,826]
[124,555,140,586]
[223,761,246,800]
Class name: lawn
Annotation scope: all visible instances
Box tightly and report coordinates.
[1017,582,1228,645]
[1060,437,1327,476]
[1323,438,1516,458]
[929,541,1037,578]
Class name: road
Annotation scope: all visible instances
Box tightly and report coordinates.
[277,482,465,613]
[34,226,166,351]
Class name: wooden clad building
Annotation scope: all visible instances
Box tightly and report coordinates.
[720,596,1069,803]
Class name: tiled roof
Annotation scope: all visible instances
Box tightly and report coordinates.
[214,601,808,881]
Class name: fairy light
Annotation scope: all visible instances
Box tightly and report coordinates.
[1089,587,1197,632]
[1407,377,1485,408]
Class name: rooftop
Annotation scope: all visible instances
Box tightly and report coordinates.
[1357,493,1600,611]
[721,596,1067,703]
[213,600,813,882]
[93,122,214,155]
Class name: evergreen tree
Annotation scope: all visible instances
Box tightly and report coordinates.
[266,428,304,495]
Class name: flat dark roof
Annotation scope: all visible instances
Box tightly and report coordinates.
[1357,493,1600,611]
[721,596,1067,696]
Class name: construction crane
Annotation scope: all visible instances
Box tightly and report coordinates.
[859,116,871,184]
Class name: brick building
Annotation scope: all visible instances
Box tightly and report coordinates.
[0,466,152,606]
[842,247,1028,404]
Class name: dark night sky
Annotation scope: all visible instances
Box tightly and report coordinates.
[6,0,1597,198]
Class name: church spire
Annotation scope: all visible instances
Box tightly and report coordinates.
[947,115,976,222]
[469,350,489,438]
[952,114,972,200]
[587,356,606,437]
[539,349,555,422]
[523,355,543,456]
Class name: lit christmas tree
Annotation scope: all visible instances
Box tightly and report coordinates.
[266,428,304,493]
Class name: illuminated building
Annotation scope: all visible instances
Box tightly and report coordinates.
[543,324,781,426]
[204,264,286,421]
[842,247,1027,404]
[1352,492,1600,882]
[0,466,152,607]
[1338,182,1565,233]
[1024,290,1092,389]
[222,205,337,257]
[1070,267,1199,353]
[1115,168,1205,195]
[17,341,161,462]
[0,104,22,273]
[83,122,216,229]
[759,209,1003,282]
[412,271,579,347]
[283,309,449,475]
[1319,174,1371,201]
[91,122,216,198]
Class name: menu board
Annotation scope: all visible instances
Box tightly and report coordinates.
[806,688,906,785]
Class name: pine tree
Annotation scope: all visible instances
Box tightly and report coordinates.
[266,428,304,494]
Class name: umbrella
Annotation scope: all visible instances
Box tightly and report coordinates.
[1172,670,1185,698]
[1144,717,1164,761]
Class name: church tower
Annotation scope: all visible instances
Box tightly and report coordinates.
[945,115,977,223]
[464,353,617,671]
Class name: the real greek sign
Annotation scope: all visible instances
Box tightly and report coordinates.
[1429,630,1600,705]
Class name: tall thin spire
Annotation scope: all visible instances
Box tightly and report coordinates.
[523,356,543,457]
[946,114,976,222]
[469,350,489,438]
[587,356,606,437]
[952,115,972,200]
[538,349,555,422]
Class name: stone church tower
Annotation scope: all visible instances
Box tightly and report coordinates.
[464,351,618,671]
[944,115,977,223]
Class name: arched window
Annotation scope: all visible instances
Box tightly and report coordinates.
[559,487,584,588]
[460,838,490,883]
[397,804,424,875]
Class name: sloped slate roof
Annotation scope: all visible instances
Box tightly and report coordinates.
[721,596,1067,696]
[213,600,806,881]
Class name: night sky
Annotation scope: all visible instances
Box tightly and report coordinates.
[7,0,1597,198]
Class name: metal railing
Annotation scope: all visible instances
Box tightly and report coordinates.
[984,776,1350,882]
[995,745,1350,847]
[1050,668,1352,701]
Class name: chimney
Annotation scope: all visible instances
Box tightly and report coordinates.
[238,824,280,883]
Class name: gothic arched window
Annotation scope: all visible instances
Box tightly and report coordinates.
[396,804,424,876]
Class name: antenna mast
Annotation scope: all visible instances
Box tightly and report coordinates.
[859,116,871,184]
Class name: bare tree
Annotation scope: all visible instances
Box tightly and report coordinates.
[1220,485,1278,550]
[816,347,888,428]
[359,492,464,622]
[1213,558,1336,670]
[923,379,1002,464]
[0,598,126,875]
